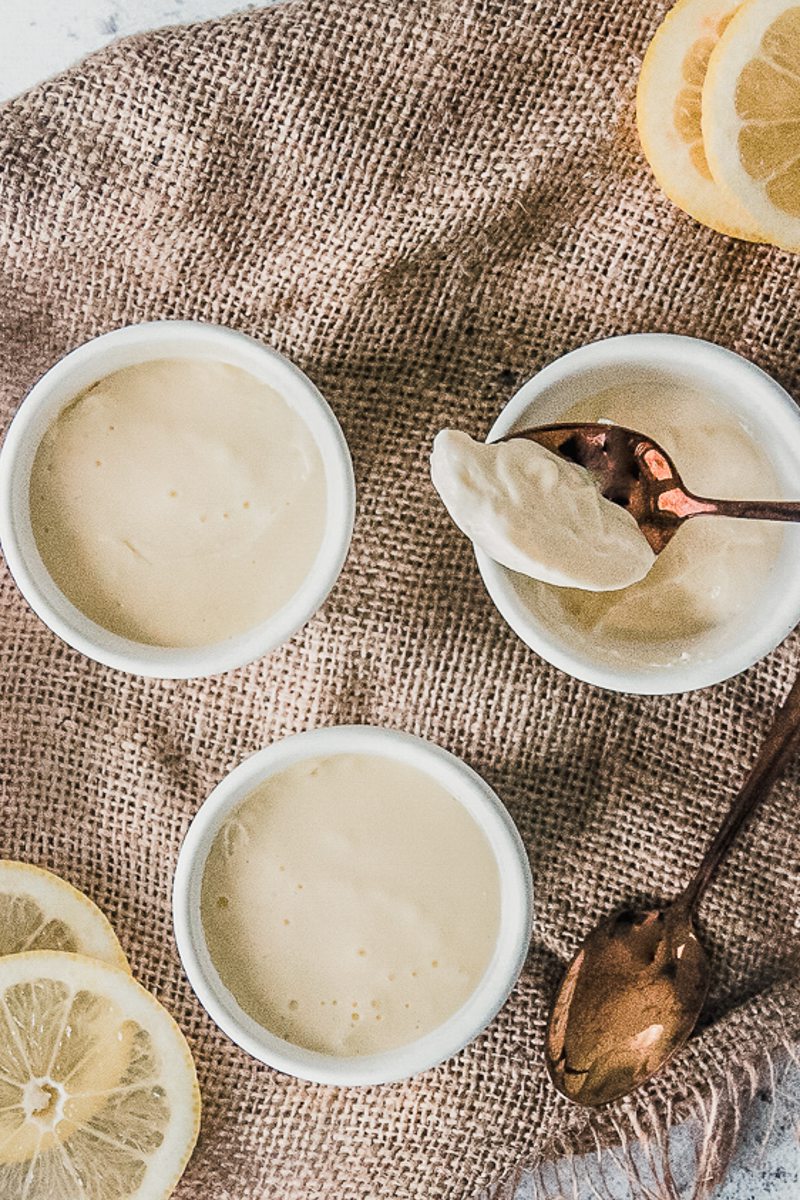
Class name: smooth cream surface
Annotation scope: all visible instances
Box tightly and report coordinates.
[513,383,783,663]
[29,359,326,647]
[431,429,656,590]
[201,754,501,1056]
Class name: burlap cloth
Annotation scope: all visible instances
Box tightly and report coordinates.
[1,1,799,1197]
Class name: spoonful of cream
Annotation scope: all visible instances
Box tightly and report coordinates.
[431,424,800,590]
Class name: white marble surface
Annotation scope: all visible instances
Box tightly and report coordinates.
[1,2,797,1197]
[0,0,252,101]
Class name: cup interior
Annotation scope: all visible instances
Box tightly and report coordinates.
[477,334,800,694]
[0,322,355,678]
[172,725,533,1085]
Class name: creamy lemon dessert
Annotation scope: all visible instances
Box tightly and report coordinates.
[432,381,783,667]
[201,754,501,1056]
[29,359,326,647]
[515,383,782,663]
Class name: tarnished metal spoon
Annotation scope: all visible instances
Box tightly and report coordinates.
[502,423,800,554]
[545,673,800,1108]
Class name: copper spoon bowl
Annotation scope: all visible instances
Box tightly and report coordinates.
[545,673,800,1107]
[502,423,800,553]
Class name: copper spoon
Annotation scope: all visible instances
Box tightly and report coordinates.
[545,673,800,1108]
[501,423,800,553]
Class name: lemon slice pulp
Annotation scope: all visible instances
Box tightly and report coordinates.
[0,952,200,1199]
[0,862,128,970]
[703,0,800,249]
[637,0,765,238]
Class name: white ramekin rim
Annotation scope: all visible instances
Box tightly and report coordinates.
[172,725,533,1086]
[0,321,355,679]
[477,333,800,695]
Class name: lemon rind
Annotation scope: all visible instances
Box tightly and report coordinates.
[702,0,800,251]
[637,0,766,240]
[0,860,130,971]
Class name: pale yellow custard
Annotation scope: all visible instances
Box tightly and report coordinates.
[201,754,501,1056]
[513,383,783,665]
[29,359,326,647]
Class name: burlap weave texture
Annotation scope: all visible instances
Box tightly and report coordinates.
[1,1,799,1197]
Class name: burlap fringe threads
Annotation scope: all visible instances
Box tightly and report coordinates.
[489,1040,799,1200]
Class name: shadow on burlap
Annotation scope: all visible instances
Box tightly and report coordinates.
[0,1,798,1197]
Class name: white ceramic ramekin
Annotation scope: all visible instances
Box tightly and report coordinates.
[477,334,800,695]
[173,725,533,1086]
[0,321,355,678]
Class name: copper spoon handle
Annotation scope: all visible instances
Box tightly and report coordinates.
[680,674,800,913]
[687,496,800,523]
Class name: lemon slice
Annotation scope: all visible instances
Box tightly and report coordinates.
[0,862,128,970]
[637,0,765,238]
[703,0,800,250]
[0,951,200,1198]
